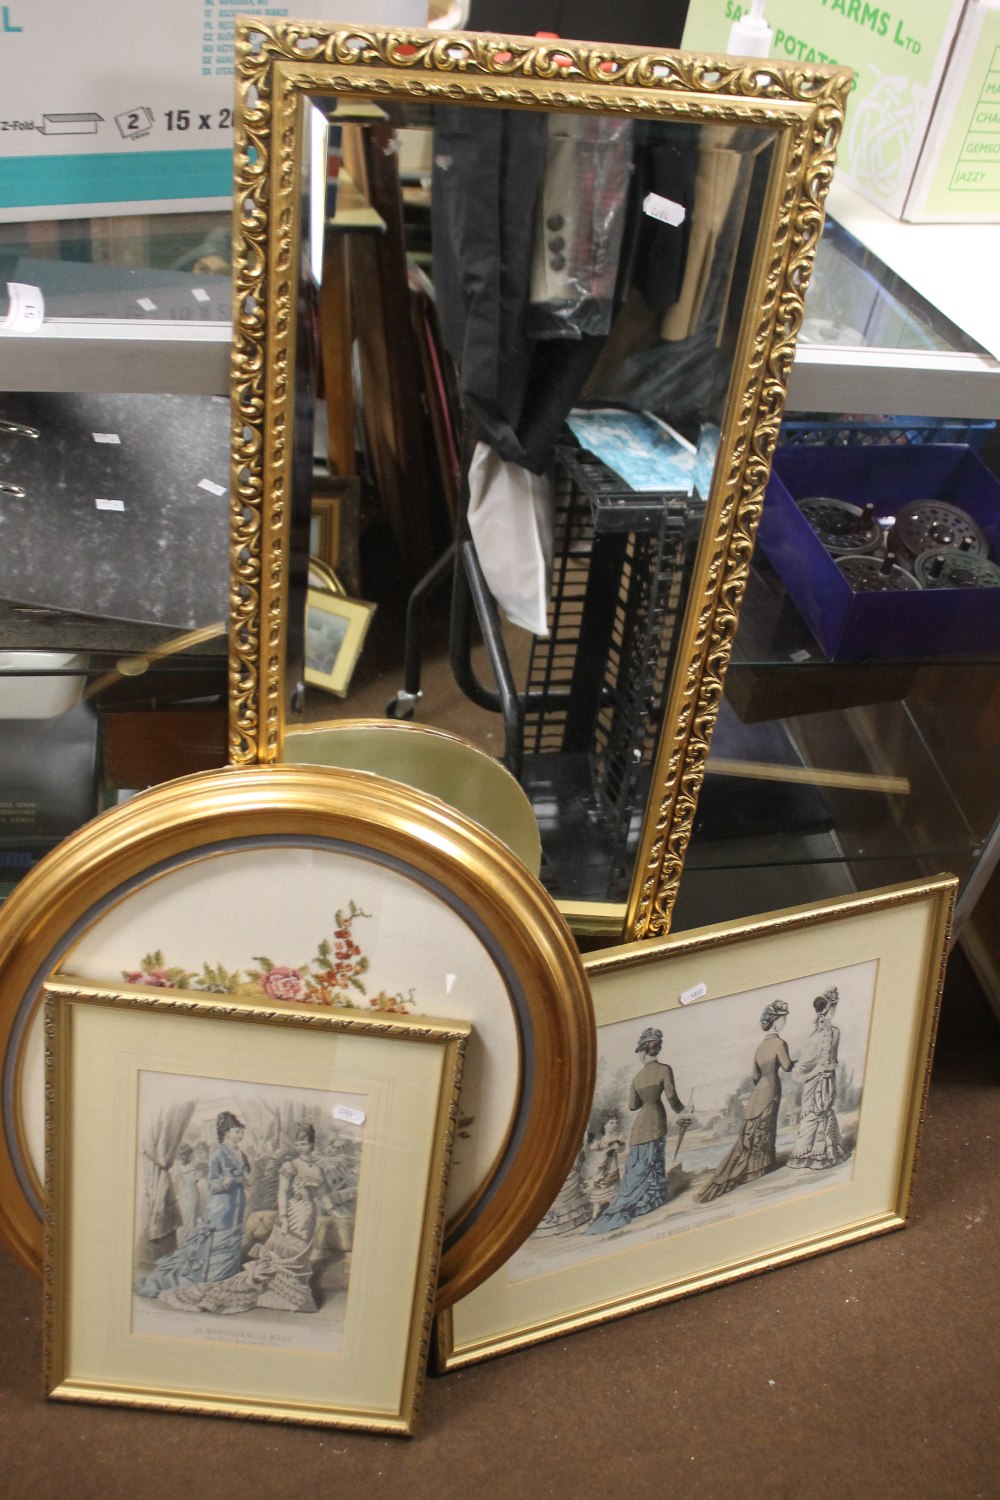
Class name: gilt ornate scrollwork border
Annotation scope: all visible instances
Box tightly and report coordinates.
[229,23,852,936]
[628,91,849,940]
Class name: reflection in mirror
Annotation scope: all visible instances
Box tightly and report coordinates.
[286,95,775,911]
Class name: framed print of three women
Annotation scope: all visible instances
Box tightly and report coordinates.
[439,876,954,1369]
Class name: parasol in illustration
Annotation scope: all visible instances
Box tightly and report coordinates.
[673,1091,695,1161]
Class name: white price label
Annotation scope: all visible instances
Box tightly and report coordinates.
[679,982,708,1006]
[192,287,211,303]
[333,1104,366,1127]
[3,282,44,334]
[642,192,686,227]
[93,432,121,444]
[198,478,226,496]
[95,497,126,512]
[136,296,157,312]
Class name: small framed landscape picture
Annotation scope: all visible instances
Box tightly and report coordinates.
[44,979,468,1434]
[304,588,375,698]
[437,876,955,1371]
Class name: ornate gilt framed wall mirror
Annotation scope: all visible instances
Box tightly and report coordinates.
[229,22,851,941]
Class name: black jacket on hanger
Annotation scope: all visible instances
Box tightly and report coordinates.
[432,107,615,473]
[432,107,698,472]
[433,2,698,470]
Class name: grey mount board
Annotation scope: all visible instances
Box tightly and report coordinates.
[0,701,100,857]
[0,392,230,630]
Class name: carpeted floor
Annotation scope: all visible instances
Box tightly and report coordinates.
[0,946,996,1499]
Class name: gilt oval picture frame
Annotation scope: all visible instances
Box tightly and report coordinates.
[0,764,594,1309]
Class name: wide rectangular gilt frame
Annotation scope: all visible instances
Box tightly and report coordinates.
[228,22,853,940]
[437,874,956,1371]
[43,977,470,1435]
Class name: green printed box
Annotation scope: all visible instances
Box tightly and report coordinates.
[681,0,998,221]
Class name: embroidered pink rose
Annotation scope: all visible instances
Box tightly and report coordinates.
[260,966,306,1001]
[124,968,175,988]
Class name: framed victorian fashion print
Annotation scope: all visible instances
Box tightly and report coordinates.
[44,979,468,1434]
[437,877,955,1369]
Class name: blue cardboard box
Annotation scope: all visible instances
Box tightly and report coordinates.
[757,445,1000,661]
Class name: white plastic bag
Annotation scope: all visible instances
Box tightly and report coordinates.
[466,442,554,637]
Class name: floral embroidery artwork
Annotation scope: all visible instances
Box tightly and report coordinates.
[123,902,414,1014]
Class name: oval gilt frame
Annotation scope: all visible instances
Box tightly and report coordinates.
[0,764,595,1310]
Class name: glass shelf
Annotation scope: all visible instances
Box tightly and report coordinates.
[0,642,228,898]
[0,212,233,395]
[2,204,998,410]
[0,204,984,345]
[799,220,986,357]
[670,556,1000,935]
[0,211,233,320]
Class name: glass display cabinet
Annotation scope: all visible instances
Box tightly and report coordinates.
[1,193,998,938]
[673,552,1000,936]
[672,203,1000,941]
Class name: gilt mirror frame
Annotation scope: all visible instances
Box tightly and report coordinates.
[228,22,852,941]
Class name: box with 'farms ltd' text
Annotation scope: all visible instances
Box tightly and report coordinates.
[683,0,1000,221]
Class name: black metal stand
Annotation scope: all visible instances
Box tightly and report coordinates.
[385,540,456,720]
[389,437,703,902]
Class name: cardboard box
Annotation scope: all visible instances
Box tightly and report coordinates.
[682,0,1000,222]
[0,0,428,222]
[905,0,1000,221]
[757,445,1000,660]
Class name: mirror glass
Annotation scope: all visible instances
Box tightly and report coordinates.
[281,92,777,914]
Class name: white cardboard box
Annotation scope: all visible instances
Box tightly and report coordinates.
[0,0,428,223]
[903,0,1000,221]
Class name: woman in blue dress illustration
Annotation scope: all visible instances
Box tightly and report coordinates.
[135,1111,252,1298]
[161,1122,344,1316]
[587,1027,690,1235]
